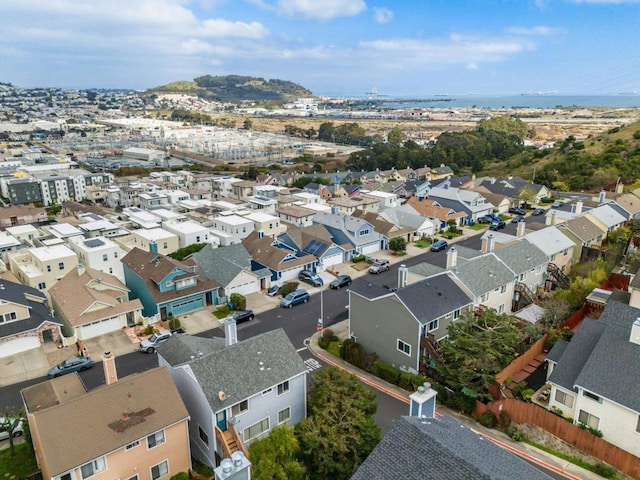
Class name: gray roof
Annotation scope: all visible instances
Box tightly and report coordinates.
[559,215,605,242]
[524,226,574,257]
[493,240,548,275]
[312,211,384,245]
[157,334,226,365]
[379,205,432,230]
[191,243,257,287]
[451,252,515,296]
[545,339,568,364]
[349,278,393,299]
[172,328,306,412]
[351,415,553,480]
[408,262,445,278]
[0,280,62,339]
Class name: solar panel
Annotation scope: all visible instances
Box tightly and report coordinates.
[84,238,105,248]
[304,239,326,256]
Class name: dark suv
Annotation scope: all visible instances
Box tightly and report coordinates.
[232,310,255,324]
[509,207,526,215]
[298,270,324,286]
[489,220,506,231]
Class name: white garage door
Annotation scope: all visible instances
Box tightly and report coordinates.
[228,281,259,296]
[80,317,121,340]
[0,337,40,358]
[281,267,302,282]
[360,242,380,255]
[322,252,343,267]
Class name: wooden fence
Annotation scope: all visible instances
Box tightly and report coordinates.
[474,399,640,479]
[495,335,548,386]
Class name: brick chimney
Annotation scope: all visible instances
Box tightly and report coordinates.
[102,351,118,385]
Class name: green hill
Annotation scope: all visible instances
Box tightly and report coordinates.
[147,75,313,103]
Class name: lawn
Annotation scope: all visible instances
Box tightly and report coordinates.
[0,442,39,478]
[469,223,488,231]
[414,238,432,248]
[213,305,230,319]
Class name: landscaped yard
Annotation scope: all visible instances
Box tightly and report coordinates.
[0,442,39,478]
[414,238,432,248]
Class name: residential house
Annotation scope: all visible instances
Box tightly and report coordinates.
[21,364,191,480]
[157,327,307,467]
[139,192,170,210]
[312,211,386,256]
[611,192,640,219]
[275,224,349,269]
[49,265,143,340]
[427,183,494,224]
[352,210,416,245]
[348,272,473,373]
[303,182,332,200]
[242,232,316,282]
[327,196,379,215]
[0,230,21,263]
[360,190,398,209]
[190,243,271,299]
[242,211,286,238]
[130,228,180,255]
[0,279,62,358]
[67,236,125,282]
[122,207,162,229]
[231,180,257,200]
[163,218,211,248]
[210,213,255,246]
[351,385,553,480]
[377,204,438,239]
[545,286,640,457]
[557,215,607,263]
[0,205,47,229]
[429,164,455,180]
[6,224,39,245]
[476,176,550,206]
[471,189,512,214]
[9,244,78,296]
[405,196,466,229]
[585,204,627,233]
[277,205,317,228]
[122,247,219,320]
[212,176,244,199]
[247,195,278,214]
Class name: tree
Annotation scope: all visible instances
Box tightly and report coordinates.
[249,425,305,480]
[1,408,24,457]
[167,243,207,261]
[318,122,335,142]
[243,118,253,130]
[229,293,246,311]
[295,368,380,480]
[387,126,404,146]
[437,309,522,399]
[389,236,406,254]
[540,295,571,328]
[517,186,537,209]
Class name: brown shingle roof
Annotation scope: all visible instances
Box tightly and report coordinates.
[243,232,316,270]
[25,367,188,477]
[406,197,466,220]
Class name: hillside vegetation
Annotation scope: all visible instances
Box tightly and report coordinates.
[147,75,312,103]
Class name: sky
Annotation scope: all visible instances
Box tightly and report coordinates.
[2,0,640,96]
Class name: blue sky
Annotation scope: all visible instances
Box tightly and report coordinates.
[2,0,639,96]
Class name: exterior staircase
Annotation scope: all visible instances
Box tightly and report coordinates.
[514,282,541,309]
[546,263,570,289]
[420,334,444,366]
[215,424,248,458]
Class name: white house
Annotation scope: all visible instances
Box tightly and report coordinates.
[67,236,126,282]
[242,212,286,238]
[210,213,255,246]
[163,218,211,248]
[129,228,180,255]
[9,244,79,296]
[361,190,399,209]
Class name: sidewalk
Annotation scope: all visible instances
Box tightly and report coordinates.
[305,320,609,480]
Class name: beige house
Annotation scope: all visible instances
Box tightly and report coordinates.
[327,196,379,215]
[557,216,607,263]
[49,265,143,341]
[9,244,78,297]
[130,228,180,255]
[22,363,191,480]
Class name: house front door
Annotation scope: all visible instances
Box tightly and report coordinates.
[216,410,227,431]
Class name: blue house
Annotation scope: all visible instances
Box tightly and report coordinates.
[122,247,219,320]
[242,232,317,282]
[274,224,349,270]
[312,211,386,257]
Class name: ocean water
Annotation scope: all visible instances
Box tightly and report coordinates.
[367,95,640,109]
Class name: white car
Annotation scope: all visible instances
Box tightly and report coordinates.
[138,329,172,353]
[0,418,24,440]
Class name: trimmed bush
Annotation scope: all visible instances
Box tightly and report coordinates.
[143,324,155,335]
[478,410,497,428]
[279,281,299,297]
[449,392,477,414]
[170,473,190,480]
[168,316,181,331]
[351,254,366,263]
[498,410,511,429]
[229,293,246,311]
[509,426,524,441]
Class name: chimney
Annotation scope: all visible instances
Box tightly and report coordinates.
[224,317,238,347]
[214,451,252,480]
[516,220,526,238]
[398,264,408,289]
[575,200,583,215]
[599,190,607,203]
[630,318,640,346]
[76,263,85,277]
[102,351,118,385]
[616,182,624,194]
[551,210,557,226]
[486,234,495,253]
[446,247,457,269]
[409,382,438,419]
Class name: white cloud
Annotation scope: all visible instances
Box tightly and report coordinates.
[373,6,393,24]
[276,0,366,21]
[506,25,565,36]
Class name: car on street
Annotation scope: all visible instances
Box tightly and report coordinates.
[511,215,525,223]
[266,284,281,296]
[280,289,310,308]
[551,200,565,208]
[368,259,390,274]
[0,418,23,440]
[489,220,506,231]
[430,239,448,252]
[477,216,491,224]
[231,309,255,324]
[509,207,526,215]
[298,270,324,287]
[329,275,352,289]
[138,329,172,353]
[47,356,93,378]
[532,207,546,216]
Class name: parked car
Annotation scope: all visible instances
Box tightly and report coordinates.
[532,207,546,215]
[280,289,310,308]
[138,329,172,353]
[489,220,506,231]
[477,216,492,224]
[47,356,93,378]
[266,284,281,296]
[232,309,255,324]
[430,240,448,252]
[330,275,352,289]
[368,259,390,274]
[511,215,525,223]
[551,200,565,208]
[509,207,526,215]
[298,270,324,287]
[0,418,23,440]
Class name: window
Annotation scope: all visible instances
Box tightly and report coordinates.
[163,242,168,249]
[127,476,138,480]
[500,285,507,294]
[243,418,269,441]
[360,228,370,236]
[426,319,439,332]
[636,415,640,434]
[518,272,527,281]
[58,262,65,270]
[232,399,249,416]
[554,390,575,408]
[397,339,411,356]
[0,312,17,323]
[151,461,169,480]
[480,293,489,302]
[114,251,118,258]
[278,407,291,424]
[453,309,461,319]
[47,265,52,272]
[198,426,209,445]
[102,254,108,262]
[536,265,542,274]
[578,410,600,430]
[262,388,273,396]
[498,304,505,314]
[147,430,165,449]
[56,473,73,480]
[563,249,568,256]
[125,440,139,450]
[196,236,201,242]
[38,282,46,290]
[583,391,603,403]
[80,457,106,479]
[277,381,290,396]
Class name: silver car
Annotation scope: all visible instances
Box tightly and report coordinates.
[0,418,24,440]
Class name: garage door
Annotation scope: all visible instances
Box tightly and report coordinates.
[228,281,259,296]
[80,317,121,340]
[321,252,343,267]
[360,243,380,255]
[280,267,302,282]
[0,336,40,358]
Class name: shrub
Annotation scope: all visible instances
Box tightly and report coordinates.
[143,325,155,335]
[478,410,497,428]
[168,316,181,331]
[279,281,299,297]
[511,382,528,400]
[498,410,511,429]
[449,392,477,414]
[229,293,246,311]
[351,254,366,263]
[170,473,190,480]
[592,463,616,478]
[522,388,535,401]
[509,426,524,441]
[634,131,640,140]
[318,335,331,349]
[578,423,603,437]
